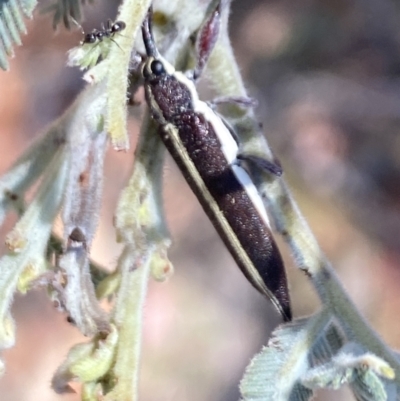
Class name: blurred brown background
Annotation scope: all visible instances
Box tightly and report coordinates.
[1,0,400,400]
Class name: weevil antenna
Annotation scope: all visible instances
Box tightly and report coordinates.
[141,8,159,58]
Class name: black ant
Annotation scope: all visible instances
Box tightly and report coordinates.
[82,19,126,45]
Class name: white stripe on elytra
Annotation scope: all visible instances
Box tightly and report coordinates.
[195,100,272,230]
[159,57,271,229]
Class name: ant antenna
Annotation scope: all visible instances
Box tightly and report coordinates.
[70,17,84,35]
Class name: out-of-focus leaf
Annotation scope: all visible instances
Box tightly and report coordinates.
[243,310,397,401]
[0,0,38,70]
[40,0,95,30]
[240,304,399,401]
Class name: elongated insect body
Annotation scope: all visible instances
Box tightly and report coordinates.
[82,19,126,45]
[141,11,291,321]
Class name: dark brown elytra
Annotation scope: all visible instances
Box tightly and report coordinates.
[155,77,291,320]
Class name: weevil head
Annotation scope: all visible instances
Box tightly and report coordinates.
[142,57,169,80]
[141,9,175,79]
[141,11,194,123]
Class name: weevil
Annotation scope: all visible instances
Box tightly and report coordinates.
[141,5,291,321]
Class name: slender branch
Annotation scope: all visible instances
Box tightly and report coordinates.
[206,0,400,382]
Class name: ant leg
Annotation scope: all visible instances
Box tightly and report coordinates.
[70,17,84,33]
[109,38,123,51]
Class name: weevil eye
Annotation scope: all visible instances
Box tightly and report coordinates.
[151,60,165,76]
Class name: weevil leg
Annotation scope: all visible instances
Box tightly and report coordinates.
[213,109,282,177]
[211,95,258,108]
[192,1,222,80]
[237,153,283,177]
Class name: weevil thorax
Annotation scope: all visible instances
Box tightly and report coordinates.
[142,55,200,124]
[141,12,202,123]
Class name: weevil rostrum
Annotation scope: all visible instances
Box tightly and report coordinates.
[140,6,291,321]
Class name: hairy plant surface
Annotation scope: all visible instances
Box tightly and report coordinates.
[0,1,399,400]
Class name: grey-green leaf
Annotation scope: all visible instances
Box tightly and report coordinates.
[240,317,319,401]
[40,0,95,30]
[240,311,350,401]
[0,0,38,70]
